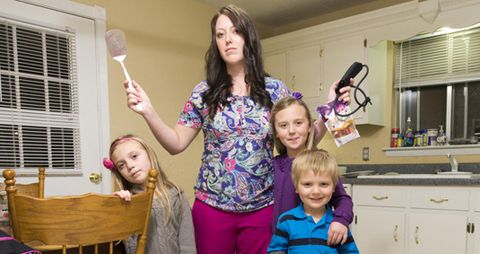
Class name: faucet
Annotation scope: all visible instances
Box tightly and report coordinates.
[437,154,471,175]
[447,154,458,173]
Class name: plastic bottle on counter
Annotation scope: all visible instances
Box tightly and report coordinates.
[437,125,447,146]
[421,128,428,146]
[427,128,438,146]
[404,117,414,147]
[414,130,423,146]
[390,127,399,147]
[397,133,404,147]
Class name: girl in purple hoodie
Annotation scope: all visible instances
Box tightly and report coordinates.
[270,93,354,246]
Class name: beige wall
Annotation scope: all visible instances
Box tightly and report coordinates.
[75,0,217,201]
[74,0,479,200]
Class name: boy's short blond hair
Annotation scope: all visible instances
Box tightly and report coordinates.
[292,149,339,188]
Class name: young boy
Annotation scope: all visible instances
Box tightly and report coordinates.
[268,149,359,254]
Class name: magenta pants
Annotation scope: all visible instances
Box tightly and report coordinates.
[192,199,273,254]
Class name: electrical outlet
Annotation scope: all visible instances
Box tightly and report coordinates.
[362,147,370,161]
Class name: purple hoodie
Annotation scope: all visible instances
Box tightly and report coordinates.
[272,154,353,230]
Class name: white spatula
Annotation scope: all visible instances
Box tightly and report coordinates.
[105,29,142,110]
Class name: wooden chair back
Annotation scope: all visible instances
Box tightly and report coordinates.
[3,168,158,254]
[0,167,45,198]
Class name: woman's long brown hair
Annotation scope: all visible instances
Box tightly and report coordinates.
[204,4,272,119]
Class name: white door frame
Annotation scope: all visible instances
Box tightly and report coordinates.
[1,0,111,195]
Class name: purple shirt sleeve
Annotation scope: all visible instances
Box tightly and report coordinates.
[329,177,354,226]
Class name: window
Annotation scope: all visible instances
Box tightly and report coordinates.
[394,25,480,141]
[0,20,80,170]
[0,0,110,195]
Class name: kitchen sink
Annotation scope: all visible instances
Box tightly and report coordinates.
[357,173,480,179]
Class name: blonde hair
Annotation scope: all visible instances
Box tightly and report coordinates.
[291,149,339,188]
[270,96,314,155]
[109,134,183,225]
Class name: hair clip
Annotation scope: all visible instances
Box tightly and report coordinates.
[292,92,303,100]
[103,157,115,170]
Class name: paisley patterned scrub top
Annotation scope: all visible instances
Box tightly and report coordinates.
[178,77,289,212]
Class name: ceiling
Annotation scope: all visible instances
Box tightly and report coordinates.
[196,0,411,37]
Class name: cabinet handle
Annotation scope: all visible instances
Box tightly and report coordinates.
[393,225,398,242]
[415,226,420,244]
[372,195,388,200]
[429,198,448,203]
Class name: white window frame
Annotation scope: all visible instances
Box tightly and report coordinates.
[384,24,480,156]
[0,0,110,189]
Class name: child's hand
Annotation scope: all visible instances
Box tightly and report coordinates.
[327,221,348,245]
[327,79,352,104]
[113,190,132,201]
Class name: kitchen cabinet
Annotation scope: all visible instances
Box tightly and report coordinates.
[355,209,405,254]
[264,52,286,85]
[472,191,480,254]
[263,35,387,125]
[323,35,387,125]
[353,185,472,254]
[322,34,366,94]
[261,0,480,127]
[408,188,469,254]
[286,45,324,100]
[264,45,323,96]
[409,213,467,254]
[264,44,324,118]
[353,186,406,254]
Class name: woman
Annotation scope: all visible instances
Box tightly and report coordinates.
[124,5,350,254]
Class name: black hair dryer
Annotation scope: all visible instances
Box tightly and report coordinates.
[334,62,371,117]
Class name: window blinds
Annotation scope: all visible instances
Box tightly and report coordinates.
[0,20,80,170]
[394,25,480,88]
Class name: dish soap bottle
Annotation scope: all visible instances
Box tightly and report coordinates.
[437,125,447,146]
[404,117,414,147]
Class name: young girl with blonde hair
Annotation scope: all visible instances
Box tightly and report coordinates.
[104,134,196,253]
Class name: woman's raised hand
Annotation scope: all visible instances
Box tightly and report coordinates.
[327,79,352,104]
[124,80,153,115]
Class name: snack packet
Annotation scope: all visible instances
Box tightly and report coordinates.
[317,101,360,147]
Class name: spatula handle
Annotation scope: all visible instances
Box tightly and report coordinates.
[120,61,143,111]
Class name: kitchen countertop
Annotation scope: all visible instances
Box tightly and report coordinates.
[343,177,480,186]
[341,162,480,186]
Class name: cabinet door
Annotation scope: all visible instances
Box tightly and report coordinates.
[322,34,366,90]
[472,217,480,254]
[471,191,480,254]
[355,208,405,254]
[264,52,287,86]
[286,45,323,99]
[322,34,369,122]
[409,212,468,254]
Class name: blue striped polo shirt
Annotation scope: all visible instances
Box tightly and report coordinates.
[268,204,359,254]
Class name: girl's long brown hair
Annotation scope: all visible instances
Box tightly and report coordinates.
[109,134,183,225]
[204,4,272,119]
